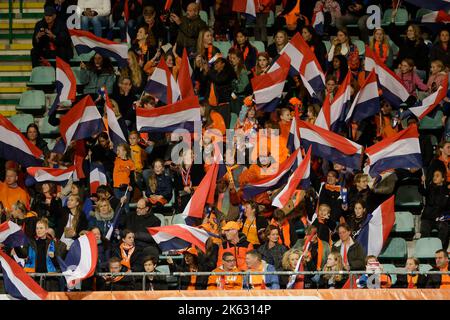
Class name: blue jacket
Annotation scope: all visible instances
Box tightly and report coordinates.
[243,261,280,290]
[24,238,57,273]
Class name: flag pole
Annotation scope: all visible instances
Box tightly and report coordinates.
[105,187,129,240]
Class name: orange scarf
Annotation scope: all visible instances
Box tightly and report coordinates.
[120,243,135,270]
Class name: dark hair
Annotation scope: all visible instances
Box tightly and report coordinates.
[96,185,113,196]
[265,225,280,238]
[87,53,114,74]
[337,223,351,232]
[246,250,262,260]
[327,169,338,178]
[301,25,322,45]
[143,255,158,265]
[435,249,448,257]
[98,132,110,142]
[141,95,156,107]
[222,252,234,260]
[109,256,122,265]
[122,229,134,239]
[26,123,42,139]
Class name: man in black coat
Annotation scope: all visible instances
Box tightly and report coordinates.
[122,198,161,251]
[426,249,450,288]
[97,257,136,291]
[31,6,73,67]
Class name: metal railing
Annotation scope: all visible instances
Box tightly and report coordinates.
[7,0,26,44]
[1,270,449,291]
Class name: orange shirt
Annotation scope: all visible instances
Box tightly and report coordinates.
[130,144,145,173]
[438,156,450,183]
[375,115,398,139]
[242,218,260,245]
[279,120,291,142]
[207,266,243,290]
[209,111,226,136]
[440,266,450,289]
[0,182,30,212]
[113,157,136,188]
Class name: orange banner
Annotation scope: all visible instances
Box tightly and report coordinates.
[46,289,450,300]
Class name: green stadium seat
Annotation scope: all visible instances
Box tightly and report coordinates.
[378,237,408,262]
[171,214,186,225]
[230,112,238,129]
[8,114,34,133]
[213,41,232,58]
[352,39,365,56]
[71,51,95,62]
[416,8,433,20]
[394,185,423,212]
[419,264,433,272]
[414,237,442,260]
[323,40,331,53]
[27,66,55,87]
[419,110,444,130]
[199,10,208,25]
[267,11,275,27]
[382,8,409,26]
[154,213,166,226]
[39,115,60,137]
[382,264,397,285]
[393,211,415,235]
[250,40,265,53]
[389,38,399,57]
[17,90,46,112]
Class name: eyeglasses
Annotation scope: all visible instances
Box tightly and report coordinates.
[224,259,236,263]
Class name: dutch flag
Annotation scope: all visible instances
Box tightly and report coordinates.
[0,115,43,167]
[315,71,352,132]
[365,125,422,178]
[312,7,325,35]
[242,149,301,200]
[251,53,290,112]
[57,231,98,288]
[100,86,127,151]
[401,76,448,120]
[356,196,396,256]
[345,69,380,123]
[59,95,103,150]
[365,45,410,107]
[419,10,450,23]
[89,162,107,195]
[144,56,181,105]
[136,96,201,132]
[69,29,128,67]
[26,166,77,185]
[178,48,195,99]
[287,105,303,164]
[272,146,311,209]
[0,250,48,300]
[404,0,450,11]
[232,0,256,18]
[49,57,77,116]
[0,221,28,248]
[298,120,364,169]
[147,224,213,253]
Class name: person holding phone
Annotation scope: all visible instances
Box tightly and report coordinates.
[78,0,111,37]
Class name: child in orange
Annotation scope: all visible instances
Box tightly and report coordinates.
[113,143,135,211]
[278,107,292,142]
[128,131,146,191]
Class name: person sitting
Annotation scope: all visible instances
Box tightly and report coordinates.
[97,257,136,291]
[113,229,142,272]
[426,249,450,288]
[78,0,111,38]
[332,223,366,271]
[167,247,208,290]
[142,256,168,291]
[318,252,348,289]
[88,199,115,236]
[79,53,116,96]
[31,6,72,67]
[207,252,243,290]
[356,255,392,289]
[393,257,427,289]
[0,168,31,215]
[10,201,38,239]
[239,200,267,248]
[217,221,254,271]
[257,225,287,271]
[145,159,173,209]
[243,250,280,290]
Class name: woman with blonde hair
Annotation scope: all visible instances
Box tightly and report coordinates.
[267,30,289,59]
[369,28,393,67]
[196,28,220,61]
[392,24,429,72]
[55,195,88,249]
[280,248,303,289]
[89,199,115,236]
[319,252,348,288]
[132,25,157,67]
[120,50,145,91]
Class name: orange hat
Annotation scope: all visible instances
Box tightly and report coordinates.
[182,246,198,256]
[222,221,241,231]
[289,97,302,107]
[244,96,254,107]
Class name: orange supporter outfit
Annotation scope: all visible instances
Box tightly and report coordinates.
[440,265,450,289]
[375,115,398,139]
[207,266,243,290]
[113,157,136,188]
[284,0,301,28]
[130,145,146,173]
[438,155,450,183]
[278,120,291,142]
[208,111,226,136]
[0,182,30,212]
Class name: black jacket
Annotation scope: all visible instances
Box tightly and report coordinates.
[393,273,427,288]
[430,42,450,68]
[97,265,136,291]
[32,17,73,62]
[318,274,349,289]
[169,260,209,290]
[143,271,169,290]
[124,211,161,249]
[419,183,449,221]
[89,144,117,175]
[332,240,367,271]
[425,266,449,288]
[392,34,430,71]
[204,65,237,105]
[55,207,89,240]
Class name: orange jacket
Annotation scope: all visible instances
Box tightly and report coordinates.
[207,266,243,290]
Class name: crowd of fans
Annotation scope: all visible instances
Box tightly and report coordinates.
[0,0,449,292]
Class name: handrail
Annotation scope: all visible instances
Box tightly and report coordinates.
[8,0,13,45]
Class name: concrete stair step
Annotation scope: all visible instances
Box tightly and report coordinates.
[0,65,32,72]
[0,2,45,9]
[0,33,33,40]
[0,12,43,19]
[0,87,27,93]
[0,22,37,29]
[0,43,32,50]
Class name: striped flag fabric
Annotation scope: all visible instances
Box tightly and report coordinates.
[26,166,77,185]
[147,224,213,253]
[100,86,127,150]
[315,71,352,132]
[69,29,128,67]
[345,70,380,123]
[164,0,173,11]
[272,146,311,209]
[365,125,422,177]
[49,57,77,116]
[404,0,450,11]
[287,105,303,164]
[178,48,195,99]
[57,232,98,288]
[251,53,290,112]
[0,115,43,167]
[0,250,48,300]
[356,196,396,256]
[365,45,410,107]
[242,149,300,200]
[0,221,28,248]
[419,10,450,23]
[136,96,201,132]
[59,95,103,149]
[298,120,364,169]
[401,77,448,120]
[89,163,107,195]
[144,56,181,104]
[232,0,256,18]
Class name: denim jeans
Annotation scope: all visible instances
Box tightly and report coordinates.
[115,19,137,42]
[81,15,108,37]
